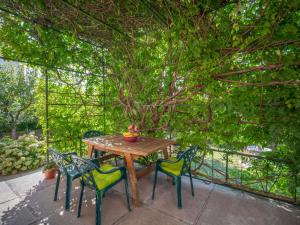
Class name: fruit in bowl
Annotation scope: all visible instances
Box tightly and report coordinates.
[123,124,140,142]
[123,132,139,142]
[128,124,139,133]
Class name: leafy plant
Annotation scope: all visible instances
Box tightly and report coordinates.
[43,161,57,172]
[0,134,45,175]
[137,153,159,166]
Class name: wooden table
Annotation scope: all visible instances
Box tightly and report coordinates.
[83,135,176,207]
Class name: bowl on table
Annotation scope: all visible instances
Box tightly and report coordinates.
[123,136,138,142]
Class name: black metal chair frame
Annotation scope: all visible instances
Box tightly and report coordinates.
[71,155,131,225]
[152,145,200,208]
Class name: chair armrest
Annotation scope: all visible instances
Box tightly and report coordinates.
[157,158,179,165]
[75,158,100,168]
[97,166,124,174]
[63,152,77,156]
[63,152,77,163]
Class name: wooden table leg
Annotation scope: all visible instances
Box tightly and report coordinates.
[162,147,169,159]
[87,144,94,158]
[124,153,139,207]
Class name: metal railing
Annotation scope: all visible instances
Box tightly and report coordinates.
[187,148,299,204]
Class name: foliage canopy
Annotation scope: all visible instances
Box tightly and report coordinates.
[0,0,299,170]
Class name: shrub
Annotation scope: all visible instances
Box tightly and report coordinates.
[0,134,45,175]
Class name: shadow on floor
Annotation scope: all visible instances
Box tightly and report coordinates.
[1,170,300,225]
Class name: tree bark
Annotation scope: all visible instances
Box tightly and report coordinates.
[11,126,17,139]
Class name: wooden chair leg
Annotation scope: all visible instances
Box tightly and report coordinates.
[188,168,194,196]
[65,175,72,211]
[77,181,84,218]
[152,167,158,200]
[176,176,182,209]
[54,171,61,201]
[95,191,102,225]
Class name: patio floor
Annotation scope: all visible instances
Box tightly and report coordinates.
[0,168,300,225]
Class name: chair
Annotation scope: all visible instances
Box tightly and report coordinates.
[71,155,131,225]
[152,145,199,208]
[82,130,105,159]
[49,148,81,211]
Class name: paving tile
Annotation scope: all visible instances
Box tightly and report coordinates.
[43,177,81,207]
[195,186,261,225]
[144,176,213,224]
[113,172,170,204]
[1,174,81,225]
[0,169,43,182]
[26,184,72,217]
[31,211,79,225]
[5,170,55,197]
[1,170,300,225]
[238,194,300,225]
[0,197,22,219]
[70,189,130,225]
[195,185,300,225]
[113,206,188,225]
[0,182,18,204]
[0,197,38,225]
[138,173,171,204]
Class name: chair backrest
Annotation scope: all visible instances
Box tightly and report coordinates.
[177,145,200,168]
[48,148,71,174]
[83,130,105,139]
[71,155,98,189]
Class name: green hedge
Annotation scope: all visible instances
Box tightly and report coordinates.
[0,134,45,175]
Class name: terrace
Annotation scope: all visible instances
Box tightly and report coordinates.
[0,1,300,225]
[1,169,299,225]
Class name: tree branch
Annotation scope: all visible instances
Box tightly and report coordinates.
[216,78,300,87]
[214,64,284,79]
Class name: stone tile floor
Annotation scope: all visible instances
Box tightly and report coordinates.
[0,168,300,225]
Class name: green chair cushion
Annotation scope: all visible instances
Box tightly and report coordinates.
[160,157,184,176]
[91,164,121,190]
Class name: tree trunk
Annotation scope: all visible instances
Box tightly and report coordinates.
[11,127,17,139]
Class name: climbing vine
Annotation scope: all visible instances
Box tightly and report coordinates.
[0,0,299,170]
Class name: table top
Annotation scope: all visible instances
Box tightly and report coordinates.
[83,135,176,156]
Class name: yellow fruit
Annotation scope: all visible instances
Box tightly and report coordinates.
[123,132,133,137]
[131,133,139,137]
[123,132,139,137]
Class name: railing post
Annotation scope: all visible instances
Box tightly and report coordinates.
[225,153,229,183]
[211,150,214,181]
[79,138,82,157]
[45,69,49,163]
[240,156,243,185]
[265,162,269,192]
[102,48,106,134]
[294,172,298,203]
